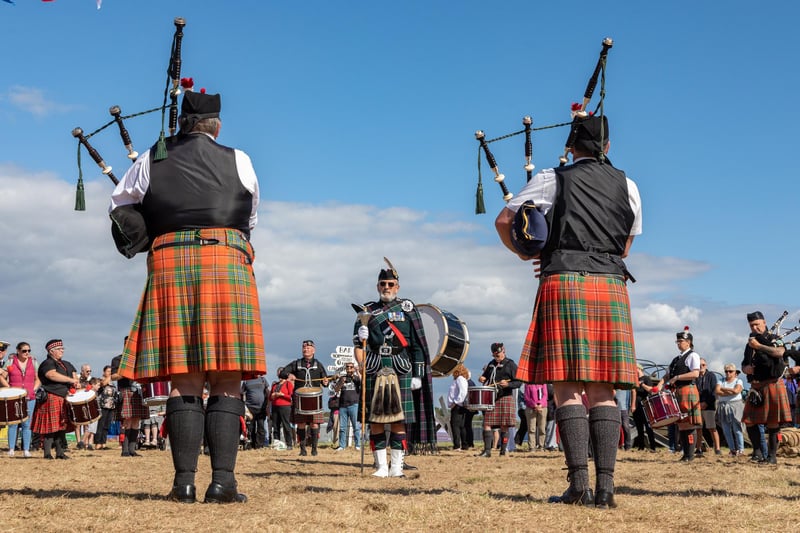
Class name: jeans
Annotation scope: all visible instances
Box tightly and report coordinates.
[338,403,361,448]
[8,399,35,452]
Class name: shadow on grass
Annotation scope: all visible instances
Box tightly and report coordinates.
[0,487,158,501]
[615,484,800,501]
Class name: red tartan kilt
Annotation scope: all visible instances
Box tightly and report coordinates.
[674,384,702,429]
[119,229,267,383]
[516,274,637,388]
[291,410,327,425]
[31,393,74,434]
[117,389,150,420]
[483,394,516,427]
[743,380,792,426]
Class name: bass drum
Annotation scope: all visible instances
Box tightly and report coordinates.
[418,303,469,378]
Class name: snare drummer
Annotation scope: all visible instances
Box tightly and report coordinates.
[478,343,521,458]
[285,339,328,457]
[657,328,702,463]
[31,339,79,460]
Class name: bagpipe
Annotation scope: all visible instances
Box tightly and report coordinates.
[71,17,187,211]
[473,38,614,256]
[766,310,800,342]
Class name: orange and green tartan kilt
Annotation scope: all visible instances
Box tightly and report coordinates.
[516,273,637,389]
[483,394,516,427]
[674,384,702,429]
[119,229,267,383]
[31,393,74,435]
[742,379,792,426]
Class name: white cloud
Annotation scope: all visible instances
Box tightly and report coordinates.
[0,166,793,401]
[4,85,76,118]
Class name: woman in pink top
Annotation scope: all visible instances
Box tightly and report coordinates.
[6,342,41,458]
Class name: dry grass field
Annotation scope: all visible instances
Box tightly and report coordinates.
[2,440,799,533]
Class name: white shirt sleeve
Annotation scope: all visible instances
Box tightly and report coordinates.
[234,149,259,230]
[626,177,643,236]
[505,168,557,214]
[109,149,152,211]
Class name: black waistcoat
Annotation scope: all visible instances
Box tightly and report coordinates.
[142,133,253,239]
[541,159,634,276]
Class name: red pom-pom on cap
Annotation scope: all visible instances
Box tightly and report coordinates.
[200,87,206,94]
[180,77,194,89]
[570,102,582,111]
[684,326,690,332]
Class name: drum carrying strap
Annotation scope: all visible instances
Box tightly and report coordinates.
[370,368,404,424]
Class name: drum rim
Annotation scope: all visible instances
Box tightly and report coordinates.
[419,303,471,378]
[67,390,97,402]
[0,387,28,398]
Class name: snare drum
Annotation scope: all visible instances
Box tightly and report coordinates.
[66,390,101,426]
[142,381,171,406]
[294,387,323,415]
[642,390,683,428]
[466,386,495,412]
[418,303,470,378]
[0,388,29,425]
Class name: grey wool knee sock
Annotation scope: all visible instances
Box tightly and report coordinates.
[165,396,205,487]
[205,395,245,488]
[556,404,590,491]
[589,405,621,494]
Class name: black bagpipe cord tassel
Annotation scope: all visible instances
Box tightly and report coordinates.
[475,180,486,215]
[153,131,168,161]
[74,142,86,211]
[75,176,86,212]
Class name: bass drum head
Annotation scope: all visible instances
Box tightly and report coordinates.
[418,303,469,378]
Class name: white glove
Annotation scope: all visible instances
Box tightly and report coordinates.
[357,325,369,341]
[411,377,422,390]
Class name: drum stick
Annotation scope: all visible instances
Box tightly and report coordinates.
[109,105,138,160]
[71,127,119,185]
[475,130,513,202]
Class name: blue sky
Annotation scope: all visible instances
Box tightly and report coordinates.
[1,1,798,396]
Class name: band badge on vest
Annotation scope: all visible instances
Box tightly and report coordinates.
[401,300,413,312]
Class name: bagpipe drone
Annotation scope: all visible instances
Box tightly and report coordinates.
[71,17,187,211]
[473,38,613,256]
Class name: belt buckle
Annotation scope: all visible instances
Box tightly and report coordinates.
[379,346,392,356]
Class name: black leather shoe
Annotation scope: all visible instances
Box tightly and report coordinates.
[477,450,491,458]
[548,487,594,506]
[499,449,506,456]
[299,448,307,456]
[56,454,70,460]
[204,482,248,504]
[168,484,197,504]
[594,490,617,509]
[43,455,54,460]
